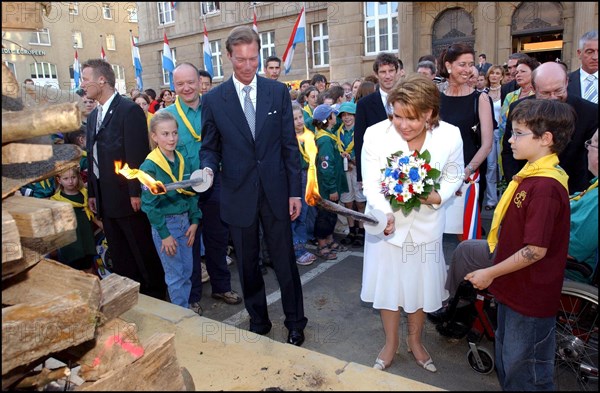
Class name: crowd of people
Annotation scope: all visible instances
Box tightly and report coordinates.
[20,25,597,390]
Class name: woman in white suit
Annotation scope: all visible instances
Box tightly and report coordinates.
[361,74,464,372]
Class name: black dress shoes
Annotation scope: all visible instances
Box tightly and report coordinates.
[287,328,305,346]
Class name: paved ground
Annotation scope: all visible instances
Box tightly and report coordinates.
[195,210,501,391]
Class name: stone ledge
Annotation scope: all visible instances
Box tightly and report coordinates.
[121,295,444,391]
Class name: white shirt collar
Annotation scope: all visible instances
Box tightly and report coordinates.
[99,91,118,120]
[580,68,598,82]
[233,74,257,108]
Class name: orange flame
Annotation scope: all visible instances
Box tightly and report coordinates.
[296,131,321,206]
[114,160,167,195]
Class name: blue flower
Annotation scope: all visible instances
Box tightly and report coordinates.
[391,169,400,180]
[399,156,410,165]
[394,183,403,193]
[409,167,421,182]
[384,168,393,177]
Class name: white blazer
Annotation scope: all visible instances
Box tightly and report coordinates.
[361,119,464,247]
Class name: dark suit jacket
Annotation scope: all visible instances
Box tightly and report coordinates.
[200,76,301,227]
[567,69,582,98]
[476,62,492,75]
[501,80,518,104]
[87,93,150,218]
[354,88,388,182]
[501,94,598,193]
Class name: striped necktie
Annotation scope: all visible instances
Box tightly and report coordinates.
[583,74,598,104]
[93,105,102,178]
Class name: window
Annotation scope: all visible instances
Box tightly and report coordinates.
[126,5,138,22]
[312,23,329,67]
[29,28,51,45]
[102,3,113,20]
[112,64,127,94]
[4,61,17,80]
[260,31,276,73]
[30,62,57,79]
[161,48,177,86]
[364,2,398,55]
[210,40,223,78]
[106,34,116,51]
[157,2,175,25]
[72,31,83,48]
[201,2,220,16]
[68,2,79,15]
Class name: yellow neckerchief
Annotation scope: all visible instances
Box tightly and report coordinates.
[303,104,313,117]
[81,150,87,158]
[487,153,569,252]
[315,128,338,142]
[175,96,201,142]
[51,187,94,221]
[146,148,195,196]
[570,178,598,201]
[296,127,316,164]
[336,123,354,154]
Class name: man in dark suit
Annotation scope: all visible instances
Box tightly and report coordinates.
[476,54,492,75]
[354,53,401,182]
[199,26,307,346]
[82,59,166,299]
[501,61,598,193]
[567,30,598,104]
[501,53,530,103]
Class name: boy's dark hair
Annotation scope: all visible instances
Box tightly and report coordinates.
[144,88,157,100]
[265,55,281,66]
[327,85,345,103]
[198,69,213,82]
[300,79,311,88]
[479,54,487,60]
[64,128,86,146]
[373,53,400,73]
[311,73,327,85]
[508,99,575,154]
[316,90,329,105]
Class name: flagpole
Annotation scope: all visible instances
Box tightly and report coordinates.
[303,3,309,80]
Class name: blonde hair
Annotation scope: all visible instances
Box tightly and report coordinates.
[55,166,85,192]
[148,110,178,149]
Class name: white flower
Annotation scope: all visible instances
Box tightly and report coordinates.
[413,182,425,194]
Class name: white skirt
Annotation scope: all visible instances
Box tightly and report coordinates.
[360,232,449,313]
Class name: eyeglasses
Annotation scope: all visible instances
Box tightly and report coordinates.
[585,139,598,150]
[536,86,567,99]
[510,131,534,139]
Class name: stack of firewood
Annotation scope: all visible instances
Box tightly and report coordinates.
[2,52,188,391]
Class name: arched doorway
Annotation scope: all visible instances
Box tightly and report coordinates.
[432,8,475,59]
[511,2,564,63]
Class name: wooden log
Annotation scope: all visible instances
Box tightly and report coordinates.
[2,195,76,237]
[2,143,81,199]
[20,229,77,256]
[69,318,143,382]
[1,291,98,374]
[2,211,22,263]
[2,143,53,164]
[1,2,48,31]
[99,274,140,322]
[76,333,185,391]
[2,102,81,143]
[2,258,102,311]
[2,245,44,281]
[15,367,70,389]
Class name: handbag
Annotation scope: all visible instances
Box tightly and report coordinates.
[471,91,497,149]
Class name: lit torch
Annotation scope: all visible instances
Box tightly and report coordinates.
[298,133,387,235]
[114,161,213,194]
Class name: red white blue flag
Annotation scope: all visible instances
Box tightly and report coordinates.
[282,6,305,75]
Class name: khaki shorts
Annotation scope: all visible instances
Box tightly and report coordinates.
[340,165,366,203]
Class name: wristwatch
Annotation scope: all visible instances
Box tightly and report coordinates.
[467,164,475,172]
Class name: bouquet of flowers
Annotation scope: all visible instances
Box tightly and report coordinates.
[380,149,441,214]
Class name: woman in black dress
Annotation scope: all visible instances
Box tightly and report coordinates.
[438,43,494,240]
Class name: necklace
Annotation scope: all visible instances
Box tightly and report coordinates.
[489,85,501,91]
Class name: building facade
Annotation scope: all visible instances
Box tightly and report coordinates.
[135,2,597,90]
[2,2,140,94]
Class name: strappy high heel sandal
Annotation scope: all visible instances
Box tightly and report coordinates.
[406,339,437,373]
[373,344,401,370]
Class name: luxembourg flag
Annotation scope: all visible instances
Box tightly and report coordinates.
[131,34,143,90]
[162,33,175,89]
[73,50,80,88]
[253,9,261,74]
[282,6,305,75]
[203,24,213,78]
[100,46,106,60]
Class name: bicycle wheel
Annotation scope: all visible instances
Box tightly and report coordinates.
[555,280,598,391]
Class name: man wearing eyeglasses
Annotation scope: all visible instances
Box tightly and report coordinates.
[501,61,598,193]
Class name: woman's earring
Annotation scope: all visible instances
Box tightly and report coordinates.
[447,69,451,74]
